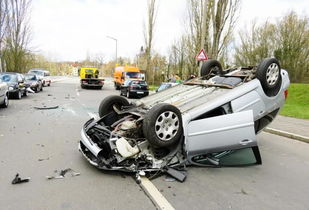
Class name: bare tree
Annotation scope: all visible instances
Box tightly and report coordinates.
[144,0,157,84]
[234,12,309,82]
[234,21,276,66]
[3,0,32,73]
[207,0,240,59]
[275,12,309,82]
[0,0,9,72]
[181,0,240,76]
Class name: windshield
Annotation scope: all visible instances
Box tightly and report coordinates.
[125,72,142,79]
[0,74,17,82]
[85,69,94,73]
[25,74,37,80]
[29,70,44,76]
[157,83,171,92]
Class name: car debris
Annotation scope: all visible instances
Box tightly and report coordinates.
[46,168,80,180]
[11,173,30,184]
[79,58,290,181]
[34,105,59,110]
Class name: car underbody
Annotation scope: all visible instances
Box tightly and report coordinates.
[79,59,290,182]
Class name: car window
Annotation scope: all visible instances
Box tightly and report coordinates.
[25,74,37,80]
[157,83,170,91]
[192,147,260,166]
[0,74,17,82]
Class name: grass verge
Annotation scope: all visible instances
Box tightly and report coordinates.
[280,83,309,119]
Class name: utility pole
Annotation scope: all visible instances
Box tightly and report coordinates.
[198,0,208,76]
[106,36,118,65]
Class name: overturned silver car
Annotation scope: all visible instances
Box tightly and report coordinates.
[79,58,290,181]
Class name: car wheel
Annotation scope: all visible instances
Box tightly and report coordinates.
[1,94,9,108]
[48,83,50,86]
[23,90,28,97]
[200,59,223,77]
[126,90,131,98]
[143,103,183,148]
[16,90,22,99]
[98,95,130,118]
[256,58,282,97]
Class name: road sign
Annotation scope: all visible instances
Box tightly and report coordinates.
[196,49,208,61]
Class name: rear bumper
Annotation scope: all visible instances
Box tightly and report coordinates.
[129,90,149,96]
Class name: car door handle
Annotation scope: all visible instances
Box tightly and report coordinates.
[239,139,253,145]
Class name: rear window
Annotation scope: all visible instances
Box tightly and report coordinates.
[131,80,147,85]
[25,74,37,80]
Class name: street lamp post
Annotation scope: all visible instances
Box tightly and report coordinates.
[106,36,118,65]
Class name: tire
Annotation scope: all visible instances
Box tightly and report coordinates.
[16,90,22,99]
[256,58,282,97]
[200,59,223,77]
[48,83,50,86]
[34,87,38,93]
[40,85,43,91]
[126,90,131,98]
[143,103,183,148]
[1,94,9,108]
[23,90,27,97]
[98,95,130,118]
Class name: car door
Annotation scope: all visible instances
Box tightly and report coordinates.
[186,110,261,167]
[0,79,4,101]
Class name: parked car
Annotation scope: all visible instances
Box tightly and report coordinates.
[156,82,179,92]
[0,78,9,108]
[28,69,51,86]
[120,80,149,98]
[0,72,27,99]
[24,73,43,92]
[79,58,290,180]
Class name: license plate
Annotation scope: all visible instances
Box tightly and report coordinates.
[137,91,143,94]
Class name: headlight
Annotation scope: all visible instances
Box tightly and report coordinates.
[8,86,14,91]
[31,82,37,86]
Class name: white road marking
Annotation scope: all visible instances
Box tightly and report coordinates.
[140,177,175,210]
[75,88,80,96]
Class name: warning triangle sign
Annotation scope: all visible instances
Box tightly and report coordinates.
[196,49,208,61]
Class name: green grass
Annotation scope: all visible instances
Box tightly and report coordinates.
[149,85,159,91]
[280,83,309,119]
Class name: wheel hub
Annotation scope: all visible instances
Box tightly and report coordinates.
[266,63,279,86]
[155,111,179,141]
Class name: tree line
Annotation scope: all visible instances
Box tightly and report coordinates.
[0,0,308,84]
[142,0,308,84]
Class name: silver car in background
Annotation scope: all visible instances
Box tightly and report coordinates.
[0,78,9,108]
[79,58,290,181]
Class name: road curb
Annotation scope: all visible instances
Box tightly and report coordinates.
[264,127,309,143]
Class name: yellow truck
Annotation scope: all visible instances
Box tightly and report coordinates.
[113,66,145,90]
[79,67,104,89]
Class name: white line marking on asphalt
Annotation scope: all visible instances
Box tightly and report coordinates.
[140,177,175,210]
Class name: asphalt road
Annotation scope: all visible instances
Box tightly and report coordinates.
[0,77,308,210]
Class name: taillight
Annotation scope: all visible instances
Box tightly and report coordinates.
[129,85,134,89]
[83,81,87,84]
[284,90,288,100]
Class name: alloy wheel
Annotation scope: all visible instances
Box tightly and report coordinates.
[155,111,179,141]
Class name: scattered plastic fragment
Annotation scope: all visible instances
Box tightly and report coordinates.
[166,167,187,182]
[11,173,30,184]
[34,105,59,110]
[46,168,80,180]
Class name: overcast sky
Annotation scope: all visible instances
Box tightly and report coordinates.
[31,0,309,62]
